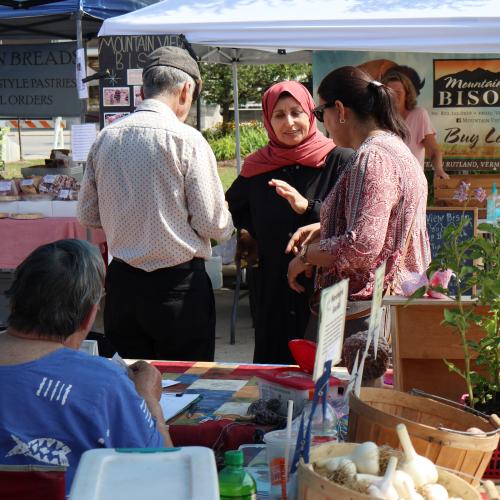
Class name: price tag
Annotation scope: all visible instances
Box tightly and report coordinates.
[0,180,12,191]
[58,189,70,199]
[367,261,387,359]
[21,179,34,186]
[312,279,349,382]
[43,175,57,183]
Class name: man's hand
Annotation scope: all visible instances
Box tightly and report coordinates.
[286,223,321,255]
[269,179,308,214]
[129,360,172,446]
[128,360,162,402]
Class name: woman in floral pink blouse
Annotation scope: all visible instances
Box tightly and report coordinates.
[286,66,431,305]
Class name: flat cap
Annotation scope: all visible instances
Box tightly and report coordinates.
[142,46,201,81]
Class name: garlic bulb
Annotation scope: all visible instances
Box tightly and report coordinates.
[466,427,486,435]
[421,483,449,500]
[392,469,416,499]
[403,477,424,500]
[350,441,380,475]
[315,442,379,476]
[319,457,356,478]
[396,423,438,488]
[483,480,499,500]
[356,473,380,484]
[366,456,398,500]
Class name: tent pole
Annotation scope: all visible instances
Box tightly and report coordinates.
[17,118,23,161]
[76,10,86,124]
[229,57,242,344]
[231,59,241,174]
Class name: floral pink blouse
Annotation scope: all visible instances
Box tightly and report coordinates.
[318,132,431,300]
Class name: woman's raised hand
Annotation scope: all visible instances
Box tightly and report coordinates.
[434,169,450,180]
[286,223,321,255]
[269,179,308,214]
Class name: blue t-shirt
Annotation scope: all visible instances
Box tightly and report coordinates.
[0,348,164,493]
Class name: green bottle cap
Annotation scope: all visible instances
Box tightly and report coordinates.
[224,450,244,466]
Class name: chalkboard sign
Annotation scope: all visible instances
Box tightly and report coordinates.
[426,207,478,295]
[98,35,187,128]
[0,42,79,118]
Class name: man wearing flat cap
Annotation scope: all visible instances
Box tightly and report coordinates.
[78,46,233,361]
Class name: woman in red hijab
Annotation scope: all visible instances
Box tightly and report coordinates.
[226,81,353,364]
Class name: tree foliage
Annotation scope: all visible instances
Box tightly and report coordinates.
[200,63,312,124]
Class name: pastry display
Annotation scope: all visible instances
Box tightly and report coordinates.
[9,213,45,220]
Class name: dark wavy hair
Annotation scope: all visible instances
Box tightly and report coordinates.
[317,66,408,140]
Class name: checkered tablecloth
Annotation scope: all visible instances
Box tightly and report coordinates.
[152,360,284,424]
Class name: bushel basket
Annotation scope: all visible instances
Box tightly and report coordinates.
[298,442,480,500]
[347,388,499,485]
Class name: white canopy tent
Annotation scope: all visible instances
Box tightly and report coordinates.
[99,0,500,169]
[99,0,500,55]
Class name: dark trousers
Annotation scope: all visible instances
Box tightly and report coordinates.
[104,258,216,361]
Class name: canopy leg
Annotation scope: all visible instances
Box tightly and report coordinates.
[231,59,241,174]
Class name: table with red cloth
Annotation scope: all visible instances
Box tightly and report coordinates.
[152,360,285,454]
[0,217,106,269]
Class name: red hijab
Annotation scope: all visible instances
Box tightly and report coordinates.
[240,81,335,178]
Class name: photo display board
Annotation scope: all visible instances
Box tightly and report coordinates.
[313,51,500,170]
[98,35,187,128]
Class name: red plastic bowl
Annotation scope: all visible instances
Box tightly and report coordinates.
[288,339,317,374]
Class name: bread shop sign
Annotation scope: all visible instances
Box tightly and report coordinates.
[0,43,80,118]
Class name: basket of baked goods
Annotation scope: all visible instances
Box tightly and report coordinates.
[0,177,20,201]
[298,423,481,500]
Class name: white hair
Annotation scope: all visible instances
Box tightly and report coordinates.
[142,65,195,99]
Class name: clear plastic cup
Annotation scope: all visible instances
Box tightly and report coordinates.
[263,429,298,500]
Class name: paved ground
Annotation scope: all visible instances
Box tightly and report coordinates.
[213,287,255,363]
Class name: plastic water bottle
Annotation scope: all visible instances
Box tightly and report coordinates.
[219,450,257,500]
[486,182,497,224]
[291,399,338,444]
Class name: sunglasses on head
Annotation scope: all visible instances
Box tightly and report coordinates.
[312,102,335,122]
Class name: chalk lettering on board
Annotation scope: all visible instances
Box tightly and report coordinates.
[426,208,477,295]
[98,35,187,127]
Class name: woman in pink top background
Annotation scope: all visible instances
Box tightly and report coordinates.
[286,66,431,304]
[382,68,450,180]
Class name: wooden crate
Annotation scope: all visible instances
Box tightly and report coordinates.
[384,296,489,402]
[434,174,499,219]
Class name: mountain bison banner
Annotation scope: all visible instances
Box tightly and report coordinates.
[313,51,500,170]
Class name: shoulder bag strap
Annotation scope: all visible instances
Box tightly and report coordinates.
[387,194,422,295]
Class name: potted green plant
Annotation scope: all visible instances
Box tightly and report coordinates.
[412,182,499,413]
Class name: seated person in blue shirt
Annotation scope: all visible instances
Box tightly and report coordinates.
[0,239,172,494]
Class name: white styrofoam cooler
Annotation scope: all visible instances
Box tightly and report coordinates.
[0,200,78,217]
[69,446,219,500]
[52,200,78,217]
[16,200,53,217]
[0,201,18,213]
[205,255,223,290]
